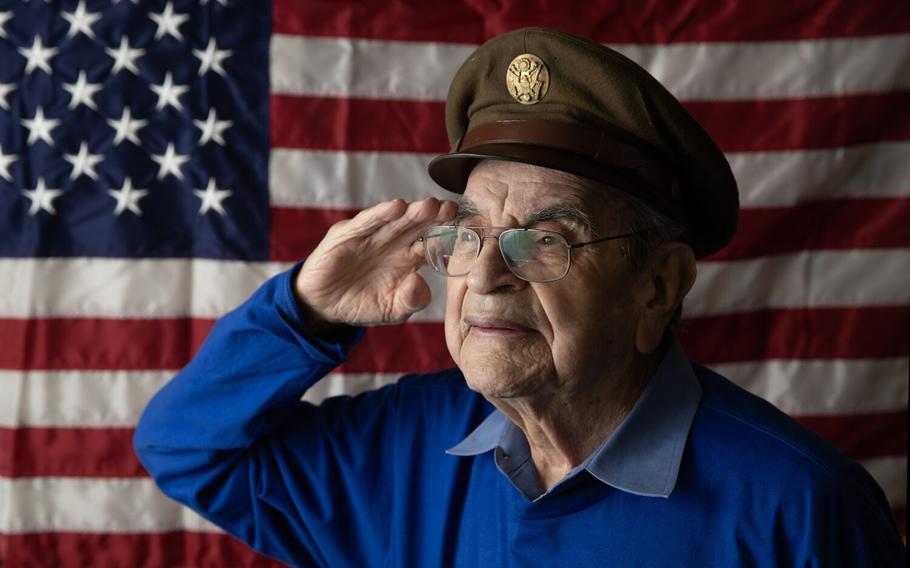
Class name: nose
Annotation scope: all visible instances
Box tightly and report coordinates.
[465,233,525,293]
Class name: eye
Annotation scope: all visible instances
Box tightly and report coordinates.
[537,235,558,246]
[458,230,478,243]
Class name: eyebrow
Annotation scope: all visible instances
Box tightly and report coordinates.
[527,204,596,236]
[454,197,596,236]
[453,197,480,223]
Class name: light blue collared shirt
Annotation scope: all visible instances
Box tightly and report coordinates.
[446,335,702,501]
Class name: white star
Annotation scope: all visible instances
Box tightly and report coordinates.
[193,108,232,146]
[107,107,147,146]
[21,106,60,146]
[192,38,232,77]
[105,36,145,75]
[64,142,104,180]
[18,36,59,75]
[193,178,232,215]
[0,11,13,39]
[62,0,101,39]
[63,70,103,110]
[151,143,190,180]
[0,145,17,182]
[22,177,63,216]
[0,83,14,111]
[150,72,189,111]
[108,177,148,216]
[149,2,190,42]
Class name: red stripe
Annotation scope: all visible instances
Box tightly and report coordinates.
[0,532,285,568]
[0,427,146,478]
[269,207,354,263]
[686,93,910,153]
[679,306,910,364]
[272,0,910,43]
[796,411,908,461]
[270,93,910,154]
[893,507,907,538]
[0,318,214,371]
[0,308,906,372]
[341,322,454,374]
[270,200,910,264]
[1,416,902,478]
[270,95,448,152]
[707,198,910,261]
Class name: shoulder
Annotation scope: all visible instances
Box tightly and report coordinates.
[690,363,873,488]
[319,367,491,430]
[685,364,902,557]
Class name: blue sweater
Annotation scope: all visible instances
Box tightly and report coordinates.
[134,269,906,567]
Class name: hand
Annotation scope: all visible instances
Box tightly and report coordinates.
[295,197,457,327]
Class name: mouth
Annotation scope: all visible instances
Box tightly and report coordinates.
[463,316,533,338]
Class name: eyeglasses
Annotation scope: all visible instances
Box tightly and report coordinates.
[419,225,635,283]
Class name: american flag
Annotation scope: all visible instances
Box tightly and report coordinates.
[0,0,907,565]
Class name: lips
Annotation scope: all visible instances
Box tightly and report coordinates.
[464,315,534,336]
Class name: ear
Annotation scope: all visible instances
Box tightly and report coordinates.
[635,243,697,354]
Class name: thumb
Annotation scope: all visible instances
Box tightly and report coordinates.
[393,272,432,321]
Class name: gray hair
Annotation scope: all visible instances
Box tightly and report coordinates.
[606,187,690,326]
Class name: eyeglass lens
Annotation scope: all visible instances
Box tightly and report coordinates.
[422,226,570,282]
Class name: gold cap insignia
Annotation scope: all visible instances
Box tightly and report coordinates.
[506,53,549,105]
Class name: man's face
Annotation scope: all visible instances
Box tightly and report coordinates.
[444,160,646,401]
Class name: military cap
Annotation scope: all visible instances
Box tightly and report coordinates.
[427,27,739,258]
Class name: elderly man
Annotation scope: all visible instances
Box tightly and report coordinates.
[135,28,904,566]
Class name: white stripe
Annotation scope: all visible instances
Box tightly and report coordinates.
[0,251,906,321]
[6,359,906,428]
[0,458,903,533]
[0,370,401,428]
[710,359,909,415]
[860,456,908,509]
[301,372,402,404]
[0,370,173,428]
[688,249,910,317]
[0,258,290,319]
[269,149,447,208]
[268,143,910,210]
[271,35,474,101]
[271,34,910,101]
[417,249,910,322]
[0,477,221,534]
[729,142,910,207]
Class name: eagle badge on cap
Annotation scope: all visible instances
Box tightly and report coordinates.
[506,53,549,105]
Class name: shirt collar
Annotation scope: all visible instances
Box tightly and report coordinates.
[446,334,702,498]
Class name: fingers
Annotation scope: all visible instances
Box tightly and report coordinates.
[342,197,456,240]
[342,198,408,236]
[393,272,432,321]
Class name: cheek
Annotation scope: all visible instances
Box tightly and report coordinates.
[540,282,631,370]
[444,279,466,366]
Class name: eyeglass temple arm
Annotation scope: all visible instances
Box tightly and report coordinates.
[567,232,636,249]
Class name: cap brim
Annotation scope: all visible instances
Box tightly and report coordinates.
[427,144,730,259]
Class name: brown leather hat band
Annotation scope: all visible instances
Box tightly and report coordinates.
[455,119,681,217]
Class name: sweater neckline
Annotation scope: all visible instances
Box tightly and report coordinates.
[504,470,617,520]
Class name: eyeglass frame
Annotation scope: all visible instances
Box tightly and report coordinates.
[418,225,636,283]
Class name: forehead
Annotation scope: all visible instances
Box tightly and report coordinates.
[461,160,615,224]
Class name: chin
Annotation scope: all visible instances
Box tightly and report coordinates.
[460,355,546,400]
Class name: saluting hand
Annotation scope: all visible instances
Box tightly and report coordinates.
[295,197,457,328]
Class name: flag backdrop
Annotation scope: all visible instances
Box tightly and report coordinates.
[0,0,907,566]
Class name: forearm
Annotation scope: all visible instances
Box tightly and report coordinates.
[134,263,363,457]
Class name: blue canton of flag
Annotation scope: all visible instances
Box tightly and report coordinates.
[0,0,270,260]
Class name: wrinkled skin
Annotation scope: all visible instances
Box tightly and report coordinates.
[445,160,646,405]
